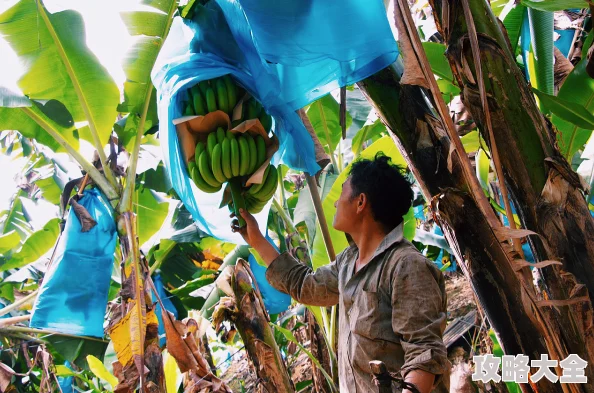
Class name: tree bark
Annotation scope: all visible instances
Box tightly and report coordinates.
[357,64,562,393]
[428,0,594,384]
[217,259,295,393]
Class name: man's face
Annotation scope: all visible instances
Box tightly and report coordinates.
[333,177,359,233]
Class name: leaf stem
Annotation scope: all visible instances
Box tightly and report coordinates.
[20,107,119,204]
[120,89,153,213]
[0,290,38,317]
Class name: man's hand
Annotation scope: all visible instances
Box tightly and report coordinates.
[231,208,280,266]
[403,369,435,393]
[230,208,265,246]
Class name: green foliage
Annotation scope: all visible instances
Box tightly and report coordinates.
[116,0,178,150]
[135,187,170,247]
[306,94,353,154]
[351,119,386,156]
[533,88,594,129]
[521,0,587,11]
[552,59,594,159]
[0,218,60,272]
[527,9,554,96]
[272,323,337,393]
[310,136,409,269]
[0,0,119,148]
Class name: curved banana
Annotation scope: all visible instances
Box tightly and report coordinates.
[215,79,229,114]
[259,112,272,133]
[230,137,240,177]
[211,143,226,183]
[191,86,206,116]
[198,150,220,188]
[207,132,217,159]
[184,102,195,116]
[251,165,277,200]
[248,164,270,196]
[223,75,237,111]
[255,135,266,168]
[191,162,221,193]
[216,127,226,144]
[199,80,210,96]
[238,135,250,176]
[246,98,259,119]
[194,141,205,163]
[221,138,232,179]
[245,133,257,173]
[205,87,217,113]
[226,129,234,140]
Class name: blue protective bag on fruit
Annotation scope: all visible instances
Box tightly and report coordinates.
[30,188,117,337]
[152,0,398,243]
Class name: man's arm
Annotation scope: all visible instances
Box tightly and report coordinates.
[391,255,451,393]
[232,208,340,307]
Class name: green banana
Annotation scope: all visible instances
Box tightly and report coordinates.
[199,80,210,96]
[188,160,197,174]
[215,79,229,114]
[248,164,270,195]
[184,102,195,116]
[259,112,272,133]
[246,98,259,119]
[198,150,220,188]
[190,162,221,193]
[223,74,237,111]
[211,143,226,183]
[194,141,205,163]
[216,127,226,143]
[207,132,217,158]
[245,133,257,173]
[245,194,267,214]
[191,86,207,115]
[221,138,232,179]
[251,165,277,200]
[238,135,250,176]
[230,137,240,177]
[226,129,234,140]
[255,135,266,168]
[205,87,217,113]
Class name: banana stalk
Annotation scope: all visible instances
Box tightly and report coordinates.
[229,177,247,227]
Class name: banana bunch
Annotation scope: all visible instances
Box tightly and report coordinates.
[228,163,278,214]
[183,75,238,117]
[187,127,277,214]
[235,96,273,134]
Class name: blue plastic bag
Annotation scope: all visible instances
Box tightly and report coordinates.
[30,188,117,337]
[152,0,398,243]
[247,235,291,315]
[235,0,399,110]
[152,273,178,346]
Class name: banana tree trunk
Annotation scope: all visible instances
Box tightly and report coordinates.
[218,259,295,393]
[428,0,594,379]
[357,65,562,393]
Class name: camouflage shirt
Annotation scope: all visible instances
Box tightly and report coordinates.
[265,223,451,393]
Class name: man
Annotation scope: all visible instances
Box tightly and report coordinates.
[231,153,451,393]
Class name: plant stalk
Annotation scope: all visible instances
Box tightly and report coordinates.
[20,107,119,204]
[303,173,336,261]
[0,290,38,317]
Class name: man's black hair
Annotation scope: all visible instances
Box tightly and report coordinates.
[348,152,414,231]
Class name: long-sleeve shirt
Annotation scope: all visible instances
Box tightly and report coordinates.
[265,223,451,393]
